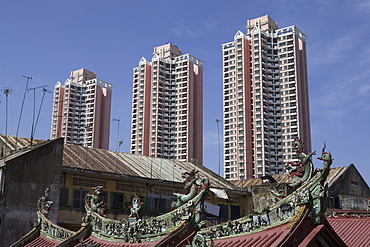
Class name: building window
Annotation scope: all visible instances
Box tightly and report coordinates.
[116,182,145,193]
[350,180,359,186]
[154,198,172,214]
[110,192,125,211]
[60,188,69,207]
[73,177,106,188]
[73,189,89,209]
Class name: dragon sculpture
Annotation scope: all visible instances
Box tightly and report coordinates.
[171,169,210,228]
[85,186,107,217]
[317,143,333,178]
[284,138,315,187]
[310,143,333,224]
[271,138,315,198]
[171,169,200,209]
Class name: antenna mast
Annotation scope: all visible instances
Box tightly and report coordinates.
[16,75,32,146]
[2,88,14,136]
[28,85,48,144]
[113,118,120,152]
[34,87,52,140]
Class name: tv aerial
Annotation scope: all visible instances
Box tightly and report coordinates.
[2,87,15,135]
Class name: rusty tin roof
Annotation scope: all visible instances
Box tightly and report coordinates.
[232,166,350,188]
[62,143,237,190]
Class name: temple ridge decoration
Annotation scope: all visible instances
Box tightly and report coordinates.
[80,169,210,244]
[85,185,107,217]
[11,170,210,246]
[171,169,210,228]
[191,141,336,247]
[37,187,53,217]
[271,138,316,198]
[129,194,144,219]
[11,187,75,247]
[285,138,315,187]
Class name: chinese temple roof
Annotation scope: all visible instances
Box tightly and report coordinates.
[327,210,370,247]
[82,235,158,247]
[23,235,60,247]
[11,170,212,247]
[209,223,291,247]
[6,135,369,246]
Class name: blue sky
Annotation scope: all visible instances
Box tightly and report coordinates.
[1,1,369,185]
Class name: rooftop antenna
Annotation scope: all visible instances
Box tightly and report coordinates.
[115,139,123,172]
[113,118,120,152]
[33,87,51,144]
[2,88,14,136]
[29,85,48,145]
[16,75,32,147]
[216,119,222,176]
[118,139,123,150]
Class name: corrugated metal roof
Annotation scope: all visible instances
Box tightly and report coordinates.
[0,134,44,151]
[0,135,237,190]
[232,173,292,187]
[328,216,370,247]
[325,166,349,187]
[63,143,237,190]
[232,166,350,188]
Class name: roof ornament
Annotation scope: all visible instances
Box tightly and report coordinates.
[171,169,210,228]
[309,143,333,224]
[85,186,107,218]
[271,138,325,200]
[37,187,53,217]
[129,194,144,221]
[284,138,315,187]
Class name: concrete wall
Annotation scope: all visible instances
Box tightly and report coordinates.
[327,164,370,210]
[0,138,63,247]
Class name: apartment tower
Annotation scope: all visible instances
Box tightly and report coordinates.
[222,15,311,180]
[50,68,112,149]
[130,43,203,163]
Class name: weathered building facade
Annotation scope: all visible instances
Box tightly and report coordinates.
[0,135,63,247]
[0,135,250,245]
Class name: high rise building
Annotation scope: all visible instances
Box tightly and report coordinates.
[130,43,203,163]
[50,68,112,149]
[222,15,311,181]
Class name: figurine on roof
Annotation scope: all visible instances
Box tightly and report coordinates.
[37,187,53,217]
[129,194,144,219]
[284,138,315,187]
[85,186,107,217]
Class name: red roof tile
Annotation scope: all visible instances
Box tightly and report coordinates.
[23,235,60,247]
[211,223,291,247]
[328,216,370,247]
